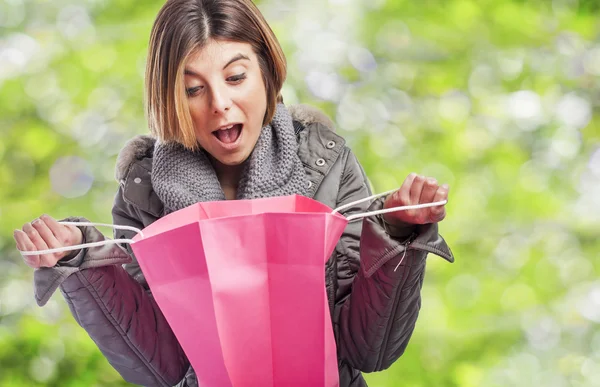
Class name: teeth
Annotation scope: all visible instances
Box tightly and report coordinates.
[219,125,234,131]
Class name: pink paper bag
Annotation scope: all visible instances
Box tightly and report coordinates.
[130,195,347,387]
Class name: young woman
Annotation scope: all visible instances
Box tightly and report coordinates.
[13,0,454,386]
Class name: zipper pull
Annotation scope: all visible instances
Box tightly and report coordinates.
[394,232,417,272]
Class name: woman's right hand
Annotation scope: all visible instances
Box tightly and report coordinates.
[14,215,83,268]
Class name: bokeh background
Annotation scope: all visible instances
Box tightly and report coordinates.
[1,0,599,386]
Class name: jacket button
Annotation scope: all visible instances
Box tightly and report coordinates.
[326,141,335,149]
[316,158,326,167]
[134,177,142,184]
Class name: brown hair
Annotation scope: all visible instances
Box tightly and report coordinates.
[145,0,286,150]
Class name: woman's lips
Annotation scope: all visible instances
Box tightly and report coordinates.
[212,123,243,150]
[213,124,242,144]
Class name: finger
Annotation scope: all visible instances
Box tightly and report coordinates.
[409,175,426,205]
[429,184,449,222]
[15,229,41,268]
[32,218,61,249]
[419,177,438,204]
[399,172,417,202]
[395,173,424,222]
[387,172,416,206]
[40,214,70,244]
[23,223,53,267]
[13,228,28,250]
[396,172,418,216]
[31,218,67,263]
[432,184,449,203]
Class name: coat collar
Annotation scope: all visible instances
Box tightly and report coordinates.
[115,104,338,182]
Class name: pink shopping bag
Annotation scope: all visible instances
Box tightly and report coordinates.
[130,195,347,387]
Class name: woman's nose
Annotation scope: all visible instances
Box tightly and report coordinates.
[210,85,232,114]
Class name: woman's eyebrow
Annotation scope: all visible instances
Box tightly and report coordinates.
[184,68,199,76]
[184,53,250,77]
[223,53,250,70]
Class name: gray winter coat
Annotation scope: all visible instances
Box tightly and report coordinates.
[33,104,454,387]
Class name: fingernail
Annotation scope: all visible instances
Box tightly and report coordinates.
[32,219,40,225]
[428,178,437,185]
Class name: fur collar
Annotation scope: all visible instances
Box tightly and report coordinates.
[115,103,335,182]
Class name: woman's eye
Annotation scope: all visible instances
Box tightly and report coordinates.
[186,86,203,97]
[227,73,246,83]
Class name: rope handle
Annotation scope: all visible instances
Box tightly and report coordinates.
[19,191,448,256]
[18,222,143,256]
[332,189,447,222]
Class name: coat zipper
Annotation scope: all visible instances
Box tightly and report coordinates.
[375,236,415,369]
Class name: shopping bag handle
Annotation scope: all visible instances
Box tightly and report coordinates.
[332,189,447,222]
[20,191,448,256]
[18,222,143,256]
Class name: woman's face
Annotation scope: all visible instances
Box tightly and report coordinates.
[184,39,267,166]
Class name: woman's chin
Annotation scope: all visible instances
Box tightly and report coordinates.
[211,149,251,167]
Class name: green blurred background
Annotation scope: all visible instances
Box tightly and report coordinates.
[1,0,599,385]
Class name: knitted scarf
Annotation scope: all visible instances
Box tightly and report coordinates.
[151,104,308,214]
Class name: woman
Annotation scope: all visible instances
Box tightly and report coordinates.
[13,0,454,386]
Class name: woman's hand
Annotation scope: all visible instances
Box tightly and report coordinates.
[13,215,83,268]
[383,173,449,226]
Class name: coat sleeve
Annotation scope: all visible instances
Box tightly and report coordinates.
[32,186,189,387]
[333,149,454,373]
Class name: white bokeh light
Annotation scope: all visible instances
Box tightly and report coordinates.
[469,64,499,97]
[576,284,600,323]
[348,46,377,73]
[49,156,94,198]
[506,90,545,131]
[555,93,592,130]
[587,148,600,178]
[525,317,562,351]
[583,46,600,75]
[336,90,367,131]
[0,0,25,28]
[0,33,39,81]
[305,71,344,101]
[29,356,56,384]
[498,51,525,80]
[439,91,471,123]
[56,5,94,41]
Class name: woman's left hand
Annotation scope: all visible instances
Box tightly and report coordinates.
[383,173,449,226]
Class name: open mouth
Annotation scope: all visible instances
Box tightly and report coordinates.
[212,123,243,145]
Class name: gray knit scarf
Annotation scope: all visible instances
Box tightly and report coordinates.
[151,104,308,214]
